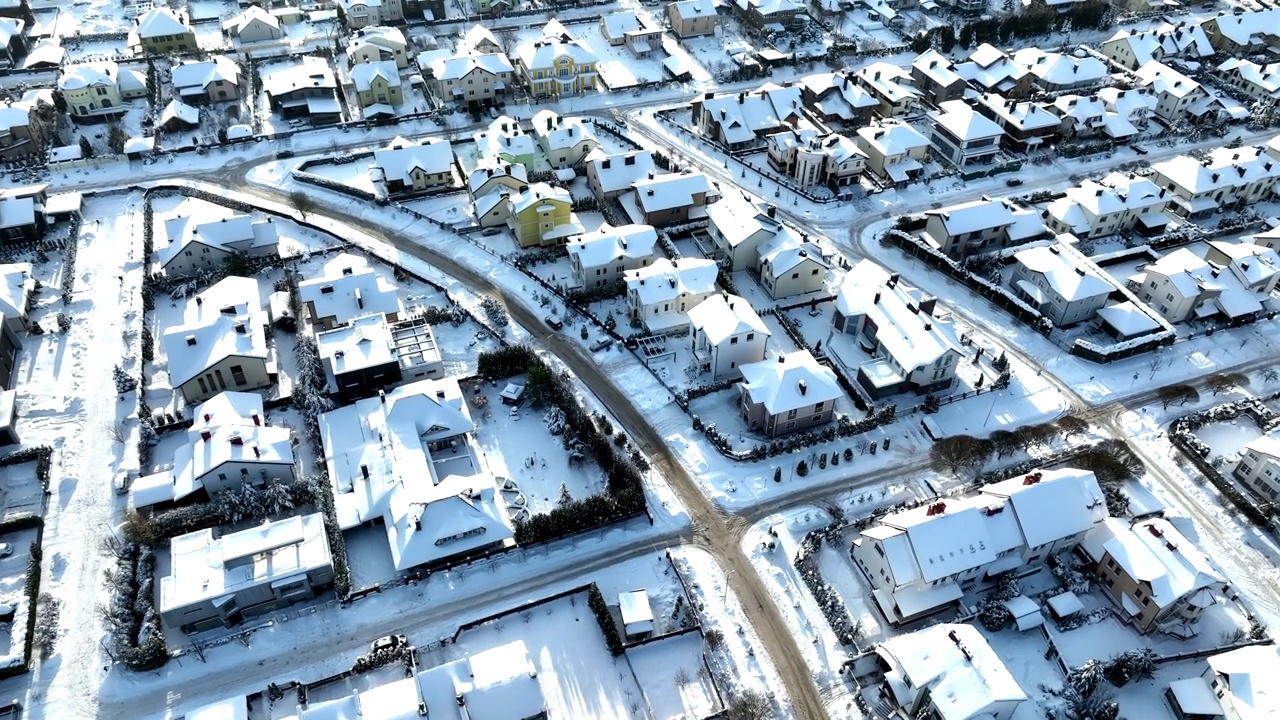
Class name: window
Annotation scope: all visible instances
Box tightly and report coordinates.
[214,369,226,390]
[785,421,795,430]
[230,365,247,387]
[730,337,738,345]
[812,268,819,275]
[787,409,797,419]
[815,401,824,411]
[747,333,754,341]
[874,544,885,557]
[791,272,799,279]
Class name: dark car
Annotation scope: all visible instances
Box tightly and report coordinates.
[371,634,407,653]
[1005,178,1023,187]
[544,314,564,330]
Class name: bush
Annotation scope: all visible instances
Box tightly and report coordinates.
[113,365,138,394]
[104,544,169,671]
[478,345,539,381]
[588,584,625,656]
[795,460,809,477]
[1103,649,1157,687]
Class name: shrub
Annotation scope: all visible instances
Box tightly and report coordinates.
[588,584,624,656]
[795,460,809,477]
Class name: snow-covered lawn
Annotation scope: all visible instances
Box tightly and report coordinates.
[0,461,44,521]
[627,632,721,719]
[300,156,379,196]
[0,527,38,670]
[1194,419,1265,468]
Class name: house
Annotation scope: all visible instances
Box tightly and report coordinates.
[928,100,1005,169]
[371,136,454,197]
[156,201,279,276]
[172,56,240,104]
[799,72,879,126]
[1200,9,1280,54]
[738,350,840,436]
[855,120,930,186]
[1100,25,1214,71]
[599,12,663,57]
[1150,145,1280,219]
[22,39,64,71]
[856,624,1027,720]
[347,25,409,68]
[0,263,32,333]
[622,171,720,227]
[467,159,527,201]
[955,44,1036,99]
[910,50,966,106]
[1216,58,1280,102]
[1082,517,1223,636]
[1253,221,1280,252]
[159,514,332,633]
[223,6,283,44]
[299,252,402,331]
[854,62,921,118]
[1097,87,1159,132]
[567,223,658,289]
[758,232,827,299]
[765,128,865,187]
[1049,94,1143,142]
[515,21,599,98]
[158,99,200,134]
[1235,435,1280,502]
[473,115,538,169]
[58,62,127,120]
[429,52,514,109]
[1133,61,1208,123]
[0,17,25,69]
[585,150,655,200]
[688,292,769,380]
[692,83,807,150]
[853,468,1107,623]
[262,56,340,121]
[460,25,501,54]
[315,314,444,402]
[0,100,47,159]
[667,0,718,38]
[1012,48,1108,92]
[625,257,718,333]
[831,260,962,398]
[1127,249,1229,323]
[705,194,791,270]
[619,590,654,641]
[733,0,806,30]
[352,60,403,109]
[974,93,1060,153]
[1011,244,1113,327]
[1167,645,1280,720]
[1204,240,1280,293]
[507,182,582,248]
[922,198,1045,260]
[0,185,45,244]
[338,0,405,29]
[0,321,17,395]
[318,378,515,571]
[1045,172,1171,239]
[130,7,197,55]
[161,277,272,405]
[531,110,598,169]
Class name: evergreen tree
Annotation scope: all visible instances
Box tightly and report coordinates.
[78,135,94,159]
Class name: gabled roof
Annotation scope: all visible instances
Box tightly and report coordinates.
[932,100,1005,142]
[912,49,963,88]
[507,182,570,215]
[980,468,1107,549]
[135,7,191,38]
[160,99,199,127]
[468,160,527,195]
[473,116,537,161]
[1134,60,1202,99]
[1012,48,1108,87]
[926,198,1016,235]
[836,260,962,371]
[856,120,930,156]
[1205,645,1280,720]
[158,202,279,270]
[687,292,769,345]
[630,171,717,213]
[299,252,401,324]
[162,311,268,387]
[877,624,1028,720]
[698,83,805,143]
[516,35,599,69]
[566,223,658,269]
[531,110,596,151]
[432,51,513,81]
[374,136,453,182]
[1013,244,1113,302]
[1217,58,1280,98]
[956,44,1029,92]
[172,56,240,93]
[1084,517,1223,612]
[669,0,717,19]
[799,72,880,121]
[223,5,280,34]
[625,257,717,305]
[461,24,499,53]
[856,62,920,104]
[739,350,840,416]
[351,60,401,92]
[758,232,827,275]
[1152,144,1280,196]
[0,262,31,321]
[977,92,1060,131]
[1203,8,1280,48]
[586,150,656,195]
[262,56,337,98]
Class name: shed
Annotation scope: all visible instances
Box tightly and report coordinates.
[43,192,83,224]
[1047,591,1085,619]
[268,290,296,331]
[619,589,654,641]
[0,389,18,446]
[131,470,177,510]
[500,383,524,405]
[1124,480,1166,521]
[1003,595,1043,631]
[124,137,155,160]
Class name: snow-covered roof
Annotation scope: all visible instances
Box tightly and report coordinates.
[516,35,598,70]
[1012,48,1108,88]
[160,99,200,127]
[956,44,1029,93]
[758,232,826,276]
[856,120,929,157]
[507,182,570,216]
[687,292,769,346]
[566,223,657,270]
[352,60,401,92]
[135,7,190,38]
[1098,300,1161,337]
[350,24,406,52]
[836,259,961,372]
[531,110,596,151]
[981,468,1107,549]
[586,150,656,195]
[1211,240,1280,287]
[618,589,653,627]
[0,263,31,321]
[739,350,841,417]
[1134,60,1202,99]
[1205,645,1280,720]
[698,83,805,144]
[625,257,717,306]
[123,136,154,155]
[912,49,962,88]
[1153,145,1280,200]
[374,136,452,183]
[223,5,279,35]
[1140,247,1220,299]
[1013,245,1113,302]
[977,92,1059,131]
[468,160,527,195]
[473,116,538,162]
[669,0,717,20]
[1106,24,1214,67]
[931,100,1005,142]
[1218,58,1280,98]
[299,253,401,325]
[158,201,279,270]
[800,72,880,121]
[601,12,653,38]
[630,171,717,214]
[184,698,250,720]
[705,192,788,253]
[1083,517,1223,612]
[162,310,268,388]
[461,24,499,53]
[415,641,545,720]
[1052,172,1168,226]
[173,56,239,95]
[856,62,920,104]
[878,623,1027,720]
[160,514,329,616]
[1242,434,1280,463]
[59,61,117,91]
[1203,8,1280,48]
[432,51,513,81]
[927,198,1015,236]
[262,56,337,98]
[316,314,401,379]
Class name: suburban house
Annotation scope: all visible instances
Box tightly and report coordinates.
[705,193,792,270]
[765,128,865,187]
[429,52,514,109]
[854,62,921,118]
[338,0,405,28]
[1204,240,1280,293]
[156,201,279,277]
[347,25,409,68]
[58,62,141,121]
[853,468,1107,623]
[692,83,807,150]
[1126,249,1244,324]
[319,378,515,571]
[0,17,25,69]
[172,56,240,104]
[160,513,332,633]
[738,350,841,437]
[758,232,828,299]
[262,56,340,122]
[162,277,272,404]
[831,260,963,399]
[1200,8,1280,54]
[130,7,197,54]
[955,44,1036,99]
[733,0,805,30]
[223,6,283,44]
[1049,94,1142,142]
[467,160,527,201]
[472,0,515,13]
[1151,145,1280,219]
[799,72,879,126]
[566,223,658,289]
[0,185,45,244]
[158,99,200,135]
[1010,244,1113,327]
[299,253,402,331]
[352,60,403,109]
[531,110,598,169]
[514,20,599,98]
[1235,435,1280,502]
[585,150,656,200]
[1012,48,1108,92]
[974,93,1060,153]
[472,116,538,169]
[599,12,663,57]
[506,182,581,247]
[687,292,769,380]
[1100,24,1214,70]
[622,171,720,227]
[855,120,930,186]
[20,40,63,71]
[1167,645,1280,720]
[928,99,1005,170]
[922,198,1045,260]
[1082,517,1223,636]
[1045,172,1171,239]
[315,313,444,402]
[910,50,966,106]
[0,263,32,333]
[625,257,718,333]
[461,25,501,54]
[1216,58,1280,102]
[667,0,718,38]
[371,136,455,198]
[853,624,1027,720]
[1133,61,1208,123]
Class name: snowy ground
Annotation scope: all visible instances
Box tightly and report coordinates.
[627,631,721,719]
[0,528,39,670]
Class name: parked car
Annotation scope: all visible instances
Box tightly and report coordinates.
[1131,144,1149,155]
[544,314,563,330]
[1005,178,1023,187]
[481,227,502,237]
[0,544,10,557]
[370,634,407,653]
[589,338,613,352]
[275,150,295,159]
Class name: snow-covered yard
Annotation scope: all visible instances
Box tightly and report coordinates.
[0,527,39,670]
[627,632,721,719]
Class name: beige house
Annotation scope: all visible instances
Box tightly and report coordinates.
[0,101,48,159]
[739,351,841,437]
[758,233,827,299]
[429,52,514,109]
[58,63,125,120]
[1010,244,1113,327]
[347,25,409,68]
[567,224,657,289]
[163,310,272,404]
[172,56,240,104]
[855,120,929,186]
[625,257,718,333]
[623,171,720,227]
[1235,435,1280,502]
[599,12,664,57]
[223,6,283,44]
[352,61,403,108]
[532,110,598,169]
[131,7,197,54]
[372,136,455,197]
[339,0,405,29]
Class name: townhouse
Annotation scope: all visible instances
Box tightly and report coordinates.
[1045,172,1171,239]
[1150,145,1280,219]
[1235,435,1280,502]
[1100,24,1214,71]
[955,44,1036,99]
[855,120,930,186]
[1134,61,1208,123]
[1216,58,1280,102]
[1200,9,1280,54]
[974,93,1060,153]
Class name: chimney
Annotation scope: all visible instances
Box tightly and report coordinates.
[379,389,387,404]
[200,429,212,441]
[361,464,370,479]
[253,446,260,459]
[203,413,211,422]
[437,389,446,399]
[1147,523,1162,537]
[185,335,197,346]
[798,379,807,395]
[603,158,612,169]
[778,354,786,364]
[251,410,260,426]
[873,291,880,304]
[920,297,936,316]
[196,297,203,306]
[766,205,776,218]
[888,273,899,288]
[925,501,946,516]
[647,188,654,197]
[229,434,244,446]
[356,288,364,310]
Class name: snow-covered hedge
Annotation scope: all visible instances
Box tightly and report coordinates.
[1170,400,1278,528]
[290,170,377,202]
[104,544,168,672]
[588,584,625,656]
[794,526,861,646]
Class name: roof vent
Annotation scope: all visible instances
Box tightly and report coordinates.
[234,323,247,334]
[229,434,244,446]
[925,501,947,516]
[200,429,212,441]
[1147,523,1163,538]
[798,379,807,395]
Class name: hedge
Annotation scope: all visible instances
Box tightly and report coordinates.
[0,446,53,494]
[0,531,45,681]
[588,584,625,656]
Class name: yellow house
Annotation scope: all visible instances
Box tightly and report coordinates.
[505,182,584,247]
[352,61,403,108]
[131,8,198,54]
[515,20,599,98]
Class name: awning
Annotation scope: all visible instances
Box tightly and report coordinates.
[1047,591,1085,618]
[1015,279,1046,306]
[891,581,963,619]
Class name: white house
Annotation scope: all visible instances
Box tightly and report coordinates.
[757,232,827,299]
[765,128,866,187]
[1045,172,1170,239]
[831,260,963,399]
[692,83,807,150]
[223,6,283,44]
[1151,145,1280,219]
[1100,24,1214,70]
[162,277,272,404]
[351,60,402,110]
[1235,435,1280,502]
[1204,240,1280,293]
[687,292,769,380]
[854,62,921,118]
[1011,244,1113,327]
[1127,248,1251,323]
[1134,61,1208,123]
[625,257,718,333]
[599,12,663,57]
[585,150,656,200]
[705,193,792,271]
[929,99,1005,170]
[371,136,455,197]
[0,262,33,333]
[566,223,658,289]
[1167,645,1280,720]
[299,252,402,331]
[157,200,280,276]
[171,56,240,104]
[922,198,1030,260]
[315,314,444,402]
[955,44,1035,98]
[429,52,514,109]
[1012,48,1108,92]
[531,110,598,169]
[1049,95,1142,142]
[1217,58,1280,102]
[738,350,842,437]
[468,159,528,201]
[619,590,654,641]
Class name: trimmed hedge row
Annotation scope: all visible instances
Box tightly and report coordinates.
[588,584,625,656]
[0,529,44,681]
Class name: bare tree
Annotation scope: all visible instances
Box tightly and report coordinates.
[289,191,316,219]
[190,635,209,663]
[496,28,519,56]
[1157,384,1199,410]
[929,435,994,478]
[726,689,773,720]
[1207,372,1248,396]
